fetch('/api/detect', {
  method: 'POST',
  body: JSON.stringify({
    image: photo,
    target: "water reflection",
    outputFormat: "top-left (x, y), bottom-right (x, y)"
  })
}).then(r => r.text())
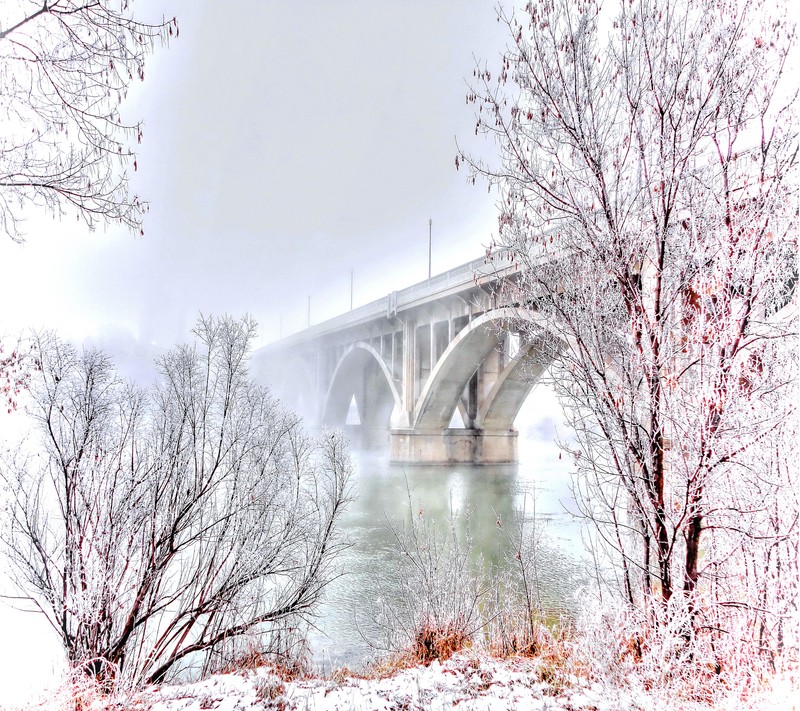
top-left (309, 432), bottom-right (589, 671)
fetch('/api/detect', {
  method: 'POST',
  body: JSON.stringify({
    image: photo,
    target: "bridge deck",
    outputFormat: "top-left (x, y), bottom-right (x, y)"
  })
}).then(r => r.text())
top-left (267, 249), bottom-right (521, 350)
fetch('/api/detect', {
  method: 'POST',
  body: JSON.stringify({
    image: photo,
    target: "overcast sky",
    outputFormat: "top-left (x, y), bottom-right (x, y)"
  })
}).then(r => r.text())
top-left (0, 0), bottom-right (509, 380)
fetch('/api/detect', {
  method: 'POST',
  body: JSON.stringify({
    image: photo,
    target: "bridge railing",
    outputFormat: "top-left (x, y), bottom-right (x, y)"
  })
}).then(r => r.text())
top-left (391, 248), bottom-right (518, 309)
top-left (265, 248), bottom-right (523, 349)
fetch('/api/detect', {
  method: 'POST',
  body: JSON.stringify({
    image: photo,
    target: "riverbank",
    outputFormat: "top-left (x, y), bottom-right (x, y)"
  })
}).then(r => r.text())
top-left (134, 655), bottom-right (641, 710)
top-left (22, 650), bottom-right (796, 711)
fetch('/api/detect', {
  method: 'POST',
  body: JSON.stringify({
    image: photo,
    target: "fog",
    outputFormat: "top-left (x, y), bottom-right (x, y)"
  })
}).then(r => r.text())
top-left (0, 1), bottom-right (509, 370)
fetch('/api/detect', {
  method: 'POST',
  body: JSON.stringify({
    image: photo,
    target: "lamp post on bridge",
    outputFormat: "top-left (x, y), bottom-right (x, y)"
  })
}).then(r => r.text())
top-left (428, 218), bottom-right (432, 280)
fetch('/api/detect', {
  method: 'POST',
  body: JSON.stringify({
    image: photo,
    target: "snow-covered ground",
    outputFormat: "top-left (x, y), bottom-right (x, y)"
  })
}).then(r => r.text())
top-left (121, 656), bottom-right (643, 711)
top-left (40, 652), bottom-right (794, 711)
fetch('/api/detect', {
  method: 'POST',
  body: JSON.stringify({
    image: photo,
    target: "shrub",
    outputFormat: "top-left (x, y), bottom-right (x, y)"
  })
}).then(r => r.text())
top-left (412, 618), bottom-right (471, 665)
top-left (364, 497), bottom-right (485, 663)
top-left (0, 316), bottom-right (352, 687)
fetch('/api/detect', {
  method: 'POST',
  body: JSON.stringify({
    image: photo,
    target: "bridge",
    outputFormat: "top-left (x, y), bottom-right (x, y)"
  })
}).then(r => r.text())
top-left (252, 250), bottom-right (556, 464)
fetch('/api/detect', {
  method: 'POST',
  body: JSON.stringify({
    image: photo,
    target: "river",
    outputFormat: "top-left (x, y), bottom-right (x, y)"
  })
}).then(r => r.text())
top-left (307, 392), bottom-right (590, 670)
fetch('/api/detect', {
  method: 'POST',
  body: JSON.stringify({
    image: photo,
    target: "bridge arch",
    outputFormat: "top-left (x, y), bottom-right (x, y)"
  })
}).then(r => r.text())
top-left (323, 342), bottom-right (402, 445)
top-left (478, 336), bottom-right (554, 430)
top-left (413, 308), bottom-right (559, 431)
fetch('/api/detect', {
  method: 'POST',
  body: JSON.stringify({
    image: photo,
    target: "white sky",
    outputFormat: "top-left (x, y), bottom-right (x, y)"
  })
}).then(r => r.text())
top-left (0, 4), bottom-right (510, 702)
top-left (0, 0), bottom-right (509, 382)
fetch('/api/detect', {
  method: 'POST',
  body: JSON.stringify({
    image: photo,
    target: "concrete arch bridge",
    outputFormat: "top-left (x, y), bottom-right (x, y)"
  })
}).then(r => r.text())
top-left (253, 252), bottom-right (558, 464)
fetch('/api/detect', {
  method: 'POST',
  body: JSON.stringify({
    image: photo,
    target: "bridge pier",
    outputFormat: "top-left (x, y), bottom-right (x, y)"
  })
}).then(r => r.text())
top-left (389, 428), bottom-right (518, 465)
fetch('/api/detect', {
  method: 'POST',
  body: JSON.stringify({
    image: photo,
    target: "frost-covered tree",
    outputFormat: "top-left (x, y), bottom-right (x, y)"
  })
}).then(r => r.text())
top-left (0, 0), bottom-right (176, 241)
top-left (0, 316), bottom-right (352, 685)
top-left (462, 0), bottom-right (797, 667)
top-left (0, 337), bottom-right (27, 411)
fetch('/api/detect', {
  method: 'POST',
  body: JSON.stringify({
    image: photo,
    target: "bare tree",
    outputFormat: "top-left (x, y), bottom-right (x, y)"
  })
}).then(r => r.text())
top-left (0, 315), bottom-right (352, 686)
top-left (461, 0), bottom-right (797, 666)
top-left (0, 0), bottom-right (176, 241)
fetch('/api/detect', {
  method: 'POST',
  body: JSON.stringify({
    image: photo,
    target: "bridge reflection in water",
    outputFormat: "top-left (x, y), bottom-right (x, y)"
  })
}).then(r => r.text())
top-left (254, 251), bottom-right (558, 464)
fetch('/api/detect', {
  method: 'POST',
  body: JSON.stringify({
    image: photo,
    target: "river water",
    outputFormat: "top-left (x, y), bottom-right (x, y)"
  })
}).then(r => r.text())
top-left (308, 393), bottom-right (590, 670)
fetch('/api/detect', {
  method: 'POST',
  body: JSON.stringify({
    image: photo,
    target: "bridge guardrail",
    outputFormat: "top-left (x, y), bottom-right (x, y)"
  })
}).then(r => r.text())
top-left (265, 248), bottom-right (525, 349)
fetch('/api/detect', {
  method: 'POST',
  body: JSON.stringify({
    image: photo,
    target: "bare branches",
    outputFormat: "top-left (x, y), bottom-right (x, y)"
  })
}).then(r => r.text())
top-left (0, 316), bottom-right (353, 686)
top-left (0, 0), bottom-right (177, 241)
top-left (464, 0), bottom-right (797, 667)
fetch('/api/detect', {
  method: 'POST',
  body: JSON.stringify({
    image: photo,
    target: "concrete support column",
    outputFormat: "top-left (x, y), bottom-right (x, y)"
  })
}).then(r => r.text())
top-left (389, 428), bottom-right (518, 465)
top-left (401, 316), bottom-right (416, 426)
top-left (480, 345), bottom-right (503, 404)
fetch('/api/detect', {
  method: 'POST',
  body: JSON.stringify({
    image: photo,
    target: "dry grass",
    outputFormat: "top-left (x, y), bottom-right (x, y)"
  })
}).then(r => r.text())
top-left (411, 619), bottom-right (471, 665)
top-left (567, 596), bottom-right (800, 709)
top-left (355, 617), bottom-right (473, 681)
top-left (252, 676), bottom-right (288, 708)
top-left (482, 612), bottom-right (584, 695)
top-left (22, 658), bottom-right (131, 711)
top-left (486, 609), bottom-right (558, 658)
top-left (213, 636), bottom-right (310, 682)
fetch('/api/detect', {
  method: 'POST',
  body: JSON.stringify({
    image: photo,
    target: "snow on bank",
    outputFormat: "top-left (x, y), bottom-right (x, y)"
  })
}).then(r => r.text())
top-left (109, 652), bottom-right (790, 711)
top-left (134, 656), bottom-right (627, 711)
top-left (20, 651), bottom-right (796, 710)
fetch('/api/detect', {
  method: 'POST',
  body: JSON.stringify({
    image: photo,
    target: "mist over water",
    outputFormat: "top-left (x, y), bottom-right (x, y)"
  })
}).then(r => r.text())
top-left (308, 401), bottom-right (589, 671)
